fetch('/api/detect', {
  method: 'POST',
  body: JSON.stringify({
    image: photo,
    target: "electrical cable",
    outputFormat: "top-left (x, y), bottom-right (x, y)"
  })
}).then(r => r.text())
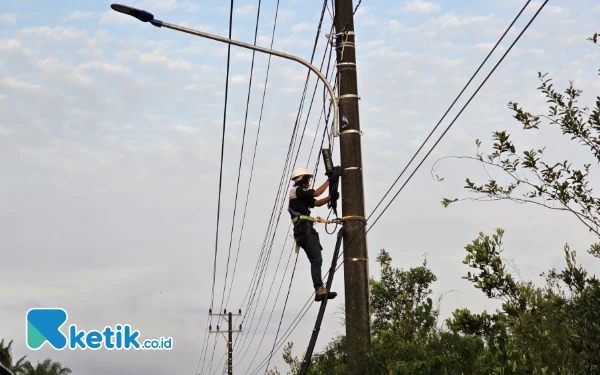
top-left (235, 27), bottom-right (335, 364)
top-left (200, 1), bottom-right (235, 373)
top-left (246, 1), bottom-right (548, 371)
top-left (222, 0), bottom-right (263, 315)
top-left (365, 0), bottom-right (533, 224)
top-left (209, 6), bottom-right (264, 374)
top-left (233, 0), bottom-right (332, 356)
top-left (231, 0), bottom-right (284, 331)
top-left (334, 0), bottom-right (549, 272)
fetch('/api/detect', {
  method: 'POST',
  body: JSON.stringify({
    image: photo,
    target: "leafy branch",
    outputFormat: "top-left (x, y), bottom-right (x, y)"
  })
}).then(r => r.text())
top-left (434, 67), bottom-right (600, 250)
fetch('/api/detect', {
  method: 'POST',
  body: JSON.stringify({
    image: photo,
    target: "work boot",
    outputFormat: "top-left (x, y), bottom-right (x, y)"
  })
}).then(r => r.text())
top-left (315, 286), bottom-right (337, 301)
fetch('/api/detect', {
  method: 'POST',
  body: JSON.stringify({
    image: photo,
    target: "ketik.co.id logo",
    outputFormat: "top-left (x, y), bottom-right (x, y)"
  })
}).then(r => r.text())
top-left (26, 308), bottom-right (173, 350)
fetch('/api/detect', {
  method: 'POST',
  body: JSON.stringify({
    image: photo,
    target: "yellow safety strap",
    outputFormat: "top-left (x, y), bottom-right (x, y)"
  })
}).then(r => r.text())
top-left (339, 215), bottom-right (368, 224)
top-left (292, 215), bottom-right (367, 225)
top-left (292, 215), bottom-right (314, 223)
top-left (292, 215), bottom-right (367, 253)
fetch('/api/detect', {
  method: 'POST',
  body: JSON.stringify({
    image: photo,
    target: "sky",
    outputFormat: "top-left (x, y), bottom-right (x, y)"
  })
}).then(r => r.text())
top-left (1, 0), bottom-right (600, 374)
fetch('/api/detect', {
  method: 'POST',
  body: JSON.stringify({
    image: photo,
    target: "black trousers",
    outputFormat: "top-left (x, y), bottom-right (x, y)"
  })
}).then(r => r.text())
top-left (298, 231), bottom-right (324, 290)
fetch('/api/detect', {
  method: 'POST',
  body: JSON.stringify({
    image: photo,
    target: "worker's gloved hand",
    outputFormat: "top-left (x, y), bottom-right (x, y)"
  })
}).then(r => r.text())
top-left (330, 192), bottom-right (339, 201)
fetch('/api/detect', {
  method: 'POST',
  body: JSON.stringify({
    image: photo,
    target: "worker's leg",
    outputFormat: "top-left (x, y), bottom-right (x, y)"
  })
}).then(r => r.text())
top-left (302, 232), bottom-right (323, 290)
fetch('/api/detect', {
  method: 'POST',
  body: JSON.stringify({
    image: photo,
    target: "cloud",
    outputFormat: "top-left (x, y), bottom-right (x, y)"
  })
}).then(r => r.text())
top-left (19, 26), bottom-right (86, 42)
top-left (292, 22), bottom-right (314, 33)
top-left (231, 74), bottom-right (248, 86)
top-left (0, 13), bottom-right (17, 25)
top-left (62, 11), bottom-right (96, 22)
top-left (401, 0), bottom-right (441, 14)
top-left (1, 77), bottom-right (44, 94)
top-left (233, 4), bottom-right (254, 16)
top-left (3, 1), bottom-right (600, 374)
top-left (137, 0), bottom-right (197, 12)
top-left (168, 125), bottom-right (198, 134)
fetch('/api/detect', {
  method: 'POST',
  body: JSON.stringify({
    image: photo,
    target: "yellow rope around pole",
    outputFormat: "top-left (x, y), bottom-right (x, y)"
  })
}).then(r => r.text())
top-left (312, 216), bottom-right (367, 225)
top-left (339, 215), bottom-right (367, 224)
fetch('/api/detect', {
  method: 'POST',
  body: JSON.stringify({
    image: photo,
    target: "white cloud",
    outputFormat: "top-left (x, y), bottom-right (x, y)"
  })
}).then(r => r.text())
top-left (388, 20), bottom-right (403, 33)
top-left (432, 13), bottom-right (491, 29)
top-left (62, 11), bottom-right (95, 22)
top-left (100, 10), bottom-right (133, 25)
top-left (137, 51), bottom-right (195, 71)
top-left (231, 74), bottom-right (248, 85)
top-left (3, 2), bottom-right (600, 374)
top-left (401, 0), bottom-right (441, 14)
top-left (292, 22), bottom-right (314, 33)
top-left (77, 61), bottom-right (132, 76)
top-left (168, 125), bottom-right (197, 134)
top-left (0, 13), bottom-right (17, 25)
top-left (19, 26), bottom-right (86, 42)
top-left (234, 51), bottom-right (253, 61)
top-left (233, 4), bottom-right (254, 16)
top-left (1, 77), bottom-right (44, 94)
top-left (0, 38), bottom-right (35, 56)
top-left (137, 0), bottom-right (197, 12)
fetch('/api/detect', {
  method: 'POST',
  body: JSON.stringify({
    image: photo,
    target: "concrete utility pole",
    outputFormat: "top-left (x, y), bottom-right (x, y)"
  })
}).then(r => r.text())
top-left (209, 309), bottom-right (242, 375)
top-left (333, 0), bottom-right (371, 374)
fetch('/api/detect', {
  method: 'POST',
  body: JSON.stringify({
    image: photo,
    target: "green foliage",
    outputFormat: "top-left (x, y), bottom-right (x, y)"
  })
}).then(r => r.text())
top-left (21, 359), bottom-right (71, 375)
top-left (0, 339), bottom-right (71, 375)
top-left (0, 339), bottom-right (27, 375)
top-left (436, 63), bottom-right (600, 257)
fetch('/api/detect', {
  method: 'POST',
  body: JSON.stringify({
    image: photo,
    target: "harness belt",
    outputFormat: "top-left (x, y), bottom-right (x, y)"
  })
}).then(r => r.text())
top-left (288, 207), bottom-right (313, 223)
top-left (292, 215), bottom-right (313, 223)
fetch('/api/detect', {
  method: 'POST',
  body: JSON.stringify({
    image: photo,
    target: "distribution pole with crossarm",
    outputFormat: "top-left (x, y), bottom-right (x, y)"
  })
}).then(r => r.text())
top-left (208, 309), bottom-right (242, 375)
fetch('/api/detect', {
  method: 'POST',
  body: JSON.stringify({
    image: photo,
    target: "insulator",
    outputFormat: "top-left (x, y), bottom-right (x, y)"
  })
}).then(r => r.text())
top-left (209, 309), bottom-right (212, 314)
top-left (239, 324), bottom-right (242, 330)
top-left (216, 325), bottom-right (220, 331)
top-left (224, 309), bottom-right (227, 314)
top-left (238, 309), bottom-right (241, 314)
top-left (209, 325), bottom-right (212, 331)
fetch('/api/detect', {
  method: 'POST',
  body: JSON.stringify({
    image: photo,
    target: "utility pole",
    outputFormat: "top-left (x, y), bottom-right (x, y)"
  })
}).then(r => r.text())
top-left (209, 309), bottom-right (242, 375)
top-left (333, 0), bottom-right (370, 374)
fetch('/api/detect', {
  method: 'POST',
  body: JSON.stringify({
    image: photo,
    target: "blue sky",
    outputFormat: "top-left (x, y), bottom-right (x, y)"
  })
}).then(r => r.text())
top-left (2, 0), bottom-right (600, 374)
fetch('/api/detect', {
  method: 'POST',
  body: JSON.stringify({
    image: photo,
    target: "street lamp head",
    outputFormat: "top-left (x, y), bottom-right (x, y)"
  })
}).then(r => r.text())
top-left (110, 4), bottom-right (154, 22)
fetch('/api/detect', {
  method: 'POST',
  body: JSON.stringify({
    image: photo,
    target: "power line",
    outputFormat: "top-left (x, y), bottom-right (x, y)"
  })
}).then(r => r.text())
top-left (365, 0), bottom-right (533, 224)
top-left (228, 0), bottom-right (285, 345)
top-left (332, 0), bottom-right (544, 271)
top-left (201, 1), bottom-right (235, 373)
top-left (233, 0), bottom-right (333, 356)
top-left (202, 2), bottom-right (265, 373)
top-left (222, 0), bottom-right (263, 320)
top-left (246, 1), bottom-right (548, 371)
top-left (262, 251), bottom-right (300, 374)
top-left (236, 241), bottom-right (296, 368)
top-left (235, 35), bottom-right (336, 365)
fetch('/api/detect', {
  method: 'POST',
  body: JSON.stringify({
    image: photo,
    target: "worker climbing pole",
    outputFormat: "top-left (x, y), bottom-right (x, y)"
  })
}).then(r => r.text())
top-left (289, 149), bottom-right (358, 375)
top-left (288, 149), bottom-right (342, 302)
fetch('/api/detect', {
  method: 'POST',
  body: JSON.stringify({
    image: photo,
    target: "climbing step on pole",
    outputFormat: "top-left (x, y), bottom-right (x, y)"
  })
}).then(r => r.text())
top-left (299, 227), bottom-right (344, 375)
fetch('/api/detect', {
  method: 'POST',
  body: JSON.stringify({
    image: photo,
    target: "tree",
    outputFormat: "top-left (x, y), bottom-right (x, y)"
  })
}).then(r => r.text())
top-left (0, 339), bottom-right (28, 375)
top-left (21, 359), bottom-right (71, 375)
top-left (0, 340), bottom-right (72, 375)
top-left (435, 34), bottom-right (600, 258)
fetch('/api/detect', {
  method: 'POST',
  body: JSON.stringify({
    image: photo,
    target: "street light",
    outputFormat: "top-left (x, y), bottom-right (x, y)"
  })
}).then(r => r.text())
top-left (110, 4), bottom-right (339, 136)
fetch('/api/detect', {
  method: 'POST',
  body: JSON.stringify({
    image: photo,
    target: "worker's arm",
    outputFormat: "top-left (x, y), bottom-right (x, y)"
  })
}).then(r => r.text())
top-left (313, 180), bottom-right (329, 197)
top-left (314, 196), bottom-right (331, 207)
